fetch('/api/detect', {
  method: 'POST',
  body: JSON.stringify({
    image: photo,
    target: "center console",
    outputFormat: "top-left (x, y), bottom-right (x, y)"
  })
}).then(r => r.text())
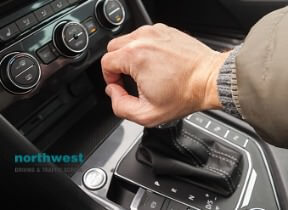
top-left (72, 112), bottom-right (281, 210)
top-left (0, 1), bottom-right (287, 210)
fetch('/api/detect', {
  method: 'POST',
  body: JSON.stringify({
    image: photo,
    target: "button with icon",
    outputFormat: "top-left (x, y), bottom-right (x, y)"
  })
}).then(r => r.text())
top-left (0, 23), bottom-right (20, 42)
top-left (34, 5), bottom-right (54, 22)
top-left (50, 0), bottom-right (69, 13)
top-left (207, 121), bottom-right (228, 137)
top-left (138, 191), bottom-right (165, 210)
top-left (16, 14), bottom-right (38, 31)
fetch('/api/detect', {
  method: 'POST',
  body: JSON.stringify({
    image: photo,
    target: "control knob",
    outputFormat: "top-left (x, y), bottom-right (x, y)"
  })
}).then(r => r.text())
top-left (0, 52), bottom-right (41, 94)
top-left (95, 0), bottom-right (126, 29)
top-left (53, 22), bottom-right (89, 57)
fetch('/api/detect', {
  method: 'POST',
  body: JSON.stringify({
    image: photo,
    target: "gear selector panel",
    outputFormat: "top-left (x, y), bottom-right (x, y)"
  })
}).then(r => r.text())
top-left (114, 113), bottom-right (280, 210)
top-left (136, 120), bottom-right (243, 197)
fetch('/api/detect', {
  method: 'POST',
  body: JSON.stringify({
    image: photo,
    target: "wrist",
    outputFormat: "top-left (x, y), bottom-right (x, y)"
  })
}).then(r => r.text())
top-left (203, 51), bottom-right (231, 110)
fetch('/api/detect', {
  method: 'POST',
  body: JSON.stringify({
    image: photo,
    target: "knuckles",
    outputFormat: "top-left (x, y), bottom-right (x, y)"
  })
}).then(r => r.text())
top-left (107, 39), bottom-right (116, 52)
top-left (100, 53), bottom-right (109, 69)
top-left (134, 23), bottom-right (168, 37)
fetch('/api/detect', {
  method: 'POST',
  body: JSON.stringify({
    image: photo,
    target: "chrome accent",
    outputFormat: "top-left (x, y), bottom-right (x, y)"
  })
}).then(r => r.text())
top-left (241, 169), bottom-right (257, 208)
top-left (130, 188), bottom-right (146, 210)
top-left (80, 186), bottom-right (126, 210)
top-left (83, 168), bottom-right (107, 190)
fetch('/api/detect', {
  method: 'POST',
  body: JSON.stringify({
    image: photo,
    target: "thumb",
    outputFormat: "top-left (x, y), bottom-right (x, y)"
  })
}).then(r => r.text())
top-left (105, 84), bottom-right (142, 121)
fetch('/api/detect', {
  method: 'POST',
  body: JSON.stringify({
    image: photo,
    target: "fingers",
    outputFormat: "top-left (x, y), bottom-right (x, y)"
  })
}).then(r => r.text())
top-left (105, 83), bottom-right (142, 121)
top-left (101, 49), bottom-right (131, 84)
top-left (107, 33), bottom-right (134, 52)
top-left (107, 24), bottom-right (169, 52)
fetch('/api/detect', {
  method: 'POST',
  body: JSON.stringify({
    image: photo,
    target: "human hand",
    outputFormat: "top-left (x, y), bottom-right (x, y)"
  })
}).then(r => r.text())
top-left (101, 23), bottom-right (229, 127)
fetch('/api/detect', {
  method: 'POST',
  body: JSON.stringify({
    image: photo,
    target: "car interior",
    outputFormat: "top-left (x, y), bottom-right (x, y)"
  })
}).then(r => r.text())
top-left (0, 0), bottom-right (287, 209)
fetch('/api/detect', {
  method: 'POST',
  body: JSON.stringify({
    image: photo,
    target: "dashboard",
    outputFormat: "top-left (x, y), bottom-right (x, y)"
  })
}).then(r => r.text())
top-left (0, 1), bottom-right (287, 210)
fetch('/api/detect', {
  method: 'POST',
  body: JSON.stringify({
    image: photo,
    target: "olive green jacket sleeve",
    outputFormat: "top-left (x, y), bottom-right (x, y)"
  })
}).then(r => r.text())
top-left (233, 6), bottom-right (288, 148)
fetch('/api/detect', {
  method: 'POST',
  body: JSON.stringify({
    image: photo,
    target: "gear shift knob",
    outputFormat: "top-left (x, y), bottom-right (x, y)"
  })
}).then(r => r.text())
top-left (136, 119), bottom-right (243, 197)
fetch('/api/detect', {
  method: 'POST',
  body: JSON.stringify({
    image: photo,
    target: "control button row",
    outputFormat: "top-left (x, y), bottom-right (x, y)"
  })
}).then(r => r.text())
top-left (0, 0), bottom-right (81, 42)
top-left (186, 113), bottom-right (250, 148)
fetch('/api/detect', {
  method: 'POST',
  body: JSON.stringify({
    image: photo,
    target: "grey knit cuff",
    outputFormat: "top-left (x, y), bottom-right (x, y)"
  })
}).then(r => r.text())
top-left (217, 45), bottom-right (242, 119)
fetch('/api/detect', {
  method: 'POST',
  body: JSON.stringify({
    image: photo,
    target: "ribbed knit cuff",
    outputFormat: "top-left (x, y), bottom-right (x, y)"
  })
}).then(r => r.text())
top-left (217, 45), bottom-right (242, 119)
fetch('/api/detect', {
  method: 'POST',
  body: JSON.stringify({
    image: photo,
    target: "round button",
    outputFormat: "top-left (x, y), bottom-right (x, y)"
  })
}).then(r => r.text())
top-left (95, 0), bottom-right (126, 29)
top-left (83, 168), bottom-right (107, 190)
top-left (10, 57), bottom-right (38, 86)
top-left (104, 0), bottom-right (125, 26)
top-left (53, 22), bottom-right (89, 57)
top-left (0, 52), bottom-right (41, 94)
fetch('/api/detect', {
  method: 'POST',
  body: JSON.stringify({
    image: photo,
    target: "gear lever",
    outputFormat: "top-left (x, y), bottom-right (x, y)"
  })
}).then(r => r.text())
top-left (136, 120), bottom-right (243, 197)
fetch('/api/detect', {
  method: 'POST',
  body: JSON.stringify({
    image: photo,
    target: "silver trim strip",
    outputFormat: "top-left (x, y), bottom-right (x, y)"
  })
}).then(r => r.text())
top-left (253, 140), bottom-right (281, 209)
top-left (243, 139), bottom-right (249, 148)
top-left (130, 188), bottom-right (145, 210)
top-left (224, 130), bottom-right (230, 138)
top-left (205, 120), bottom-right (211, 128)
top-left (80, 185), bottom-right (126, 210)
top-left (241, 169), bottom-right (257, 208)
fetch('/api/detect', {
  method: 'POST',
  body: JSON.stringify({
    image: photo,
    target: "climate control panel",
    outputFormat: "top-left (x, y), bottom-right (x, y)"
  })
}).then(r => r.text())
top-left (0, 0), bottom-right (129, 109)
